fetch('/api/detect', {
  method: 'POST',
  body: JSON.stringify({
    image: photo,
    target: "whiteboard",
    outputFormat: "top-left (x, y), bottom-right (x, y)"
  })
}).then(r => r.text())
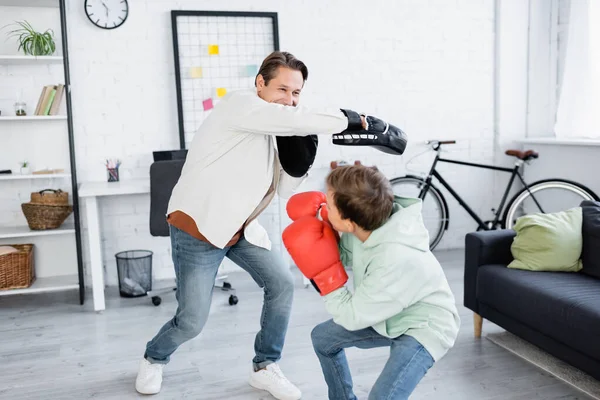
top-left (171, 10), bottom-right (279, 148)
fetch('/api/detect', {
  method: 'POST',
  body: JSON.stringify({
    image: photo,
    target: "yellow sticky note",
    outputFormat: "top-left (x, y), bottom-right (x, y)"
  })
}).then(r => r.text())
top-left (208, 45), bottom-right (219, 55)
top-left (216, 88), bottom-right (227, 97)
top-left (190, 67), bottom-right (203, 78)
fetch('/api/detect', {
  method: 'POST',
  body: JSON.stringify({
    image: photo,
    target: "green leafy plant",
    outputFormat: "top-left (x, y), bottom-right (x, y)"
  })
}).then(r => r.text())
top-left (5, 21), bottom-right (56, 56)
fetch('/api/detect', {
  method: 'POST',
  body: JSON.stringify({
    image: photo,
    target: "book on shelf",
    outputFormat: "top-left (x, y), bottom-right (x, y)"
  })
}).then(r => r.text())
top-left (33, 84), bottom-right (65, 116)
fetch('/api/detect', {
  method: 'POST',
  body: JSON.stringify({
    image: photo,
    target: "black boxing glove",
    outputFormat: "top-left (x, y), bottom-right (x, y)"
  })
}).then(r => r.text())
top-left (333, 109), bottom-right (408, 156)
top-left (276, 135), bottom-right (318, 178)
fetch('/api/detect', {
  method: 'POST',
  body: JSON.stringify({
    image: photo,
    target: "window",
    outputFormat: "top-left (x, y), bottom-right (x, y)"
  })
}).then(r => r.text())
top-left (554, 0), bottom-right (600, 139)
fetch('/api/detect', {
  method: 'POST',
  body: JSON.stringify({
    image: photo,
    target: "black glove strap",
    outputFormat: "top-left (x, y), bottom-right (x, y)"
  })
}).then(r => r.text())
top-left (340, 109), bottom-right (362, 131)
top-left (310, 279), bottom-right (322, 294)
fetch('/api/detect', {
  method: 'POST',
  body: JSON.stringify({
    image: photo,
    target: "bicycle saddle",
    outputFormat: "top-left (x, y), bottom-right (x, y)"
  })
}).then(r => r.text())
top-left (505, 149), bottom-right (539, 160)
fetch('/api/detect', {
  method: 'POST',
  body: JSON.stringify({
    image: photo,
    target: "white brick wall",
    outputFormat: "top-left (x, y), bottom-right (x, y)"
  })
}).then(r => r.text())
top-left (4, 0), bottom-right (499, 287)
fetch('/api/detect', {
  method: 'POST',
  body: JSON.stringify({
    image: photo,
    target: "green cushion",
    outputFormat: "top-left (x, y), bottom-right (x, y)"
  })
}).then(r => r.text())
top-left (508, 207), bottom-right (583, 272)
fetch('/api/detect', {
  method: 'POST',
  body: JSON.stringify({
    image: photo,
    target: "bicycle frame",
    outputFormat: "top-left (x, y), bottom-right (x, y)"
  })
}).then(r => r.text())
top-left (419, 147), bottom-right (532, 231)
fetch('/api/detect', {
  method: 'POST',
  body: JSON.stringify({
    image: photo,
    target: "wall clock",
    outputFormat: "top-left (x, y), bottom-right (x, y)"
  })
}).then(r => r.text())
top-left (85, 0), bottom-right (129, 30)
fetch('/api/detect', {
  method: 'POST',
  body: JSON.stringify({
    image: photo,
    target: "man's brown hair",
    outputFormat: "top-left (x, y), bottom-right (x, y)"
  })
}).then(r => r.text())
top-left (326, 165), bottom-right (395, 231)
top-left (255, 51), bottom-right (308, 86)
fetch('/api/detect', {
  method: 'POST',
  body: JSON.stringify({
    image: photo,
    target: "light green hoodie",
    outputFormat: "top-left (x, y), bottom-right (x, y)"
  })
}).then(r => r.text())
top-left (323, 196), bottom-right (461, 361)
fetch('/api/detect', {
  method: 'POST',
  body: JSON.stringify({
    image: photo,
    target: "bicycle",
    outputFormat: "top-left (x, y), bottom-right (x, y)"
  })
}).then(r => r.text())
top-left (390, 140), bottom-right (599, 250)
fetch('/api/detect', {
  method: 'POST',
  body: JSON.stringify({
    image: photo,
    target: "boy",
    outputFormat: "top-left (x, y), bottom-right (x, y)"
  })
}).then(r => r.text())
top-left (282, 164), bottom-right (461, 400)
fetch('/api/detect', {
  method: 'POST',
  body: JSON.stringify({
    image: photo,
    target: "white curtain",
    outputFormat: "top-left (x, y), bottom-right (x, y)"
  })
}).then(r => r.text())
top-left (554, 0), bottom-right (600, 139)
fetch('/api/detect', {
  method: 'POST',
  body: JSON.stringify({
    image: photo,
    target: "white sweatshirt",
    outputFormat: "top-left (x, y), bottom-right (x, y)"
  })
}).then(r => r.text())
top-left (167, 89), bottom-right (349, 250)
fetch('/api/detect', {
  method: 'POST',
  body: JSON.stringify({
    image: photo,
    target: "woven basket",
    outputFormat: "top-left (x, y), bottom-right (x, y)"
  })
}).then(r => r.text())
top-left (0, 244), bottom-right (35, 290)
top-left (30, 189), bottom-right (69, 205)
top-left (21, 203), bottom-right (73, 230)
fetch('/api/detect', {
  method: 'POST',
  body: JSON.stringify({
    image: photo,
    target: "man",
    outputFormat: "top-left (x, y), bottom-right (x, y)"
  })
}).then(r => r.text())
top-left (135, 50), bottom-right (407, 399)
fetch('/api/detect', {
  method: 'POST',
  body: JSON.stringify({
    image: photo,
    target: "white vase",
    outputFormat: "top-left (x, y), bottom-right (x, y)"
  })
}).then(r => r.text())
top-left (20, 167), bottom-right (30, 175)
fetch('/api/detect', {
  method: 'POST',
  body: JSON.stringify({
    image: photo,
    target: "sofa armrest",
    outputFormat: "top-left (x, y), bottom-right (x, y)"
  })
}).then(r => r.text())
top-left (463, 230), bottom-right (516, 313)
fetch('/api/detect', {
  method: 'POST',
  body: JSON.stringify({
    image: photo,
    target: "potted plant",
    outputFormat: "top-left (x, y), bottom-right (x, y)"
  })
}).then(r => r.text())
top-left (20, 161), bottom-right (30, 175)
top-left (5, 20), bottom-right (56, 56)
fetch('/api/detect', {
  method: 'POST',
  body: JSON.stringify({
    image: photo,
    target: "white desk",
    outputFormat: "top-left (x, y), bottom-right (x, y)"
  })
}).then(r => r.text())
top-left (78, 177), bottom-right (309, 311)
top-left (79, 179), bottom-right (150, 312)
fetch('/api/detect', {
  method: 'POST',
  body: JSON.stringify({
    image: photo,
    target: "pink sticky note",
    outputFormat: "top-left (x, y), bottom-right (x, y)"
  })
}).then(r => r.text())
top-left (203, 98), bottom-right (214, 111)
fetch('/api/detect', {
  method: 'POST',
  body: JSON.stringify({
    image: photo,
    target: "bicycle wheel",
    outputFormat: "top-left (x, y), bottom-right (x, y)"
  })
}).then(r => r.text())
top-left (502, 178), bottom-right (599, 229)
top-left (389, 176), bottom-right (449, 250)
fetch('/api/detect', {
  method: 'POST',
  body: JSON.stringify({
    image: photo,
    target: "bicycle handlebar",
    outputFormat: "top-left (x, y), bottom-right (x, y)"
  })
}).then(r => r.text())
top-left (425, 140), bottom-right (457, 147)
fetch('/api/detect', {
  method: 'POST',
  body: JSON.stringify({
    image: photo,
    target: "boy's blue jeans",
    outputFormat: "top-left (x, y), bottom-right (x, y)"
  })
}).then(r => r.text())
top-left (144, 225), bottom-right (294, 371)
top-left (311, 319), bottom-right (434, 400)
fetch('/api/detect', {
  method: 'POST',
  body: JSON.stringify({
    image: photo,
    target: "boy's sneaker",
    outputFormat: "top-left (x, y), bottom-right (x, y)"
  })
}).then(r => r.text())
top-left (135, 358), bottom-right (164, 395)
top-left (249, 363), bottom-right (302, 400)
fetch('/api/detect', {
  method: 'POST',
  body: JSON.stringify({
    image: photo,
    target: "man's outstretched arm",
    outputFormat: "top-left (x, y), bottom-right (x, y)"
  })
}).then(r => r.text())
top-left (230, 99), bottom-right (354, 137)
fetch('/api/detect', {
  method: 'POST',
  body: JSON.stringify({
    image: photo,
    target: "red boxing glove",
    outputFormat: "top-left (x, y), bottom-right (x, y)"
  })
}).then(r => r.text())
top-left (286, 191), bottom-right (329, 222)
top-left (282, 216), bottom-right (348, 296)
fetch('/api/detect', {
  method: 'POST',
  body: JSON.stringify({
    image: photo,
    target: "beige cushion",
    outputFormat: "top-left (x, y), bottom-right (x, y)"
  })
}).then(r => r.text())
top-left (508, 207), bottom-right (583, 272)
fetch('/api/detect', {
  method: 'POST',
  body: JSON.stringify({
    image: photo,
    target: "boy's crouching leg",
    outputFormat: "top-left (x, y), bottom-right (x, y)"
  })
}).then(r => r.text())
top-left (310, 319), bottom-right (358, 400)
top-left (310, 320), bottom-right (337, 355)
top-left (368, 335), bottom-right (434, 400)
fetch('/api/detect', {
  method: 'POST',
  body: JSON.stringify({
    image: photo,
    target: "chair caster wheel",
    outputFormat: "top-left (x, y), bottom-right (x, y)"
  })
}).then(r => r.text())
top-left (152, 296), bottom-right (162, 306)
top-left (223, 281), bottom-right (232, 289)
top-left (229, 295), bottom-right (238, 306)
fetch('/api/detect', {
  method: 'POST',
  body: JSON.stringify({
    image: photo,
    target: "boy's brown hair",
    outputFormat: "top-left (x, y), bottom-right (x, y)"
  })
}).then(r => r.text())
top-left (326, 164), bottom-right (394, 231)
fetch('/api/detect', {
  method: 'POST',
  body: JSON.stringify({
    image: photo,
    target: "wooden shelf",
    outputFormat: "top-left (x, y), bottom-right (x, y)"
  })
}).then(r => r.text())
top-left (0, 275), bottom-right (78, 297)
top-left (0, 225), bottom-right (75, 240)
top-left (0, 0), bottom-right (84, 307)
top-left (0, 116), bottom-right (66, 121)
top-left (0, 55), bottom-right (63, 64)
top-left (0, 173), bottom-right (71, 181)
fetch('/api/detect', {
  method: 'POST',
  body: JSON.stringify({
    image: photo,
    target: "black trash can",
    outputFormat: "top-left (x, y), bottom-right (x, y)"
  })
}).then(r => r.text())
top-left (115, 250), bottom-right (153, 297)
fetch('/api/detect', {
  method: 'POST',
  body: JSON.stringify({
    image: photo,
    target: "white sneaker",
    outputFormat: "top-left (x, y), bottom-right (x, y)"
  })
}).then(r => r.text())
top-left (249, 363), bottom-right (302, 400)
top-left (135, 358), bottom-right (164, 395)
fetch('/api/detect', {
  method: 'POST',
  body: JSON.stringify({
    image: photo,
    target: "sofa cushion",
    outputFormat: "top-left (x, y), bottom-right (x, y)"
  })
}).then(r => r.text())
top-left (477, 265), bottom-right (600, 361)
top-left (508, 207), bottom-right (582, 272)
top-left (581, 200), bottom-right (600, 279)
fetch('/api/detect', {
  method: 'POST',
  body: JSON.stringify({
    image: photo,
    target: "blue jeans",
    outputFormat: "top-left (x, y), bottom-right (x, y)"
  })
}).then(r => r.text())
top-left (311, 319), bottom-right (434, 400)
top-left (144, 225), bottom-right (294, 370)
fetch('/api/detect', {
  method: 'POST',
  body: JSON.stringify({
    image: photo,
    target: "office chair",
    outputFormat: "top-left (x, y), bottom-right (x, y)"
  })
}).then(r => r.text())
top-left (146, 159), bottom-right (238, 306)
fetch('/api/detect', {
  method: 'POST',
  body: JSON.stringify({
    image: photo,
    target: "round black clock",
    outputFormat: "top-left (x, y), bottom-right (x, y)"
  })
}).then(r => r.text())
top-left (85, 0), bottom-right (129, 30)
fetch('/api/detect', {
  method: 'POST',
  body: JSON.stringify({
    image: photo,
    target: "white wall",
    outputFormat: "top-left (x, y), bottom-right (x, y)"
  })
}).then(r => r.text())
top-left (490, 0), bottom-right (530, 210)
top-left (3, 0), bottom-right (500, 287)
top-left (520, 142), bottom-right (600, 199)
